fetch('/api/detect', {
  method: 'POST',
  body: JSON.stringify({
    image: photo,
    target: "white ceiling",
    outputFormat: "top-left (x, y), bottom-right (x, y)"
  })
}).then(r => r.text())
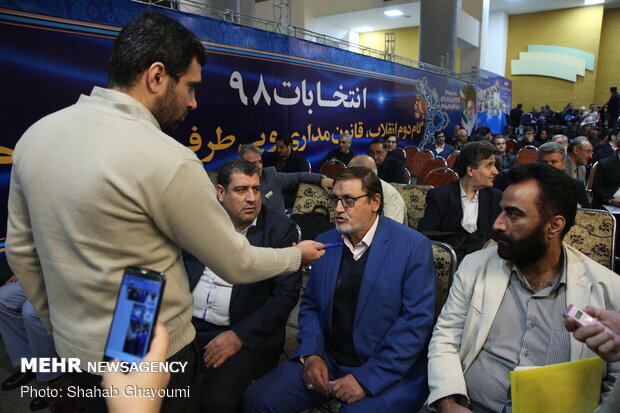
top-left (315, 0), bottom-right (620, 33)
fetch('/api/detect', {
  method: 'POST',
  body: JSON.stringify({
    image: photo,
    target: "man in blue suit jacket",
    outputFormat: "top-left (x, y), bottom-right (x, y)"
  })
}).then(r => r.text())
top-left (245, 166), bottom-right (435, 413)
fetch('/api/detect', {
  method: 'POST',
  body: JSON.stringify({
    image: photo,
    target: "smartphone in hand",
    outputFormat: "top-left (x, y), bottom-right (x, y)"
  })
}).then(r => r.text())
top-left (103, 267), bottom-right (166, 364)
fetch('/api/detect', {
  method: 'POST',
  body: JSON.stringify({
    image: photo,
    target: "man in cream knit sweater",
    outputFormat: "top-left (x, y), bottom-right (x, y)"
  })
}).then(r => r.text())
top-left (6, 11), bottom-right (324, 412)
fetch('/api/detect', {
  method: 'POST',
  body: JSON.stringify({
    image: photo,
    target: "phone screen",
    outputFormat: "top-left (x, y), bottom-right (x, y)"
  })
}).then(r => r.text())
top-left (104, 267), bottom-right (166, 364)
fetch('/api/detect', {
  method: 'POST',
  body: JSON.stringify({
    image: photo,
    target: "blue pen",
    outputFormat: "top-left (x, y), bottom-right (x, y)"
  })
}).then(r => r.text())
top-left (323, 242), bottom-right (344, 250)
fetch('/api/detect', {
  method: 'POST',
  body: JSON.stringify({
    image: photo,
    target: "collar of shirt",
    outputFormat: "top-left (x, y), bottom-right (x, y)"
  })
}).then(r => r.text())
top-left (459, 181), bottom-right (479, 233)
top-left (342, 214), bottom-right (379, 261)
top-left (238, 217), bottom-right (258, 235)
top-left (459, 181), bottom-right (479, 202)
top-left (510, 245), bottom-right (567, 294)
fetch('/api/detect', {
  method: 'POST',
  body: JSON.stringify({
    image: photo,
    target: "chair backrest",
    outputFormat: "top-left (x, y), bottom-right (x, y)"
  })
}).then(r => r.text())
top-left (565, 208), bottom-right (616, 270)
top-left (404, 146), bottom-right (419, 160)
top-left (484, 208), bottom-right (615, 271)
top-left (417, 159), bottom-right (448, 184)
top-left (319, 159), bottom-right (346, 179)
top-left (447, 151), bottom-right (459, 169)
top-left (206, 171), bottom-right (218, 186)
top-left (403, 167), bottom-right (412, 185)
top-left (506, 138), bottom-right (517, 154)
top-left (292, 183), bottom-right (333, 221)
top-left (408, 151), bottom-right (434, 182)
top-left (391, 184), bottom-right (432, 229)
top-left (393, 147), bottom-right (407, 161)
top-left (516, 145), bottom-right (538, 165)
top-left (424, 167), bottom-right (459, 187)
top-left (431, 241), bottom-right (458, 320)
top-left (587, 161), bottom-right (599, 191)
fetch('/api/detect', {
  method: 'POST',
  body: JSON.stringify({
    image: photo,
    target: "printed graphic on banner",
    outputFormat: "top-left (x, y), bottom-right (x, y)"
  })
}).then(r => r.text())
top-left (0, 2), bottom-right (480, 239)
top-left (476, 69), bottom-right (512, 134)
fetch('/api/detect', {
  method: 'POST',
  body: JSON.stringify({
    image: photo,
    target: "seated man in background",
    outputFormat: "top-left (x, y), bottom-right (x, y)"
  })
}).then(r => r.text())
top-left (537, 142), bottom-right (590, 208)
top-left (553, 134), bottom-right (569, 149)
top-left (368, 138), bottom-right (407, 184)
top-left (264, 134), bottom-right (310, 173)
top-left (323, 133), bottom-right (355, 166)
top-left (514, 126), bottom-right (539, 153)
top-left (592, 147), bottom-right (620, 210)
top-left (493, 135), bottom-right (516, 170)
top-left (239, 144), bottom-right (332, 211)
top-left (384, 133), bottom-right (405, 163)
top-left (453, 128), bottom-right (469, 151)
top-left (565, 136), bottom-right (593, 185)
top-left (184, 160), bottom-right (302, 413)
top-left (419, 141), bottom-right (502, 256)
top-left (244, 167), bottom-right (435, 413)
top-left (348, 155), bottom-right (407, 225)
top-left (427, 163), bottom-right (620, 413)
top-left (0, 278), bottom-right (60, 411)
top-left (427, 131), bottom-right (456, 158)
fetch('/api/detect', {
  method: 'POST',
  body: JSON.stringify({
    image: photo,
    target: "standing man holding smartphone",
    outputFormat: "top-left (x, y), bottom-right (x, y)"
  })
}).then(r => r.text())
top-left (6, 11), bottom-right (324, 413)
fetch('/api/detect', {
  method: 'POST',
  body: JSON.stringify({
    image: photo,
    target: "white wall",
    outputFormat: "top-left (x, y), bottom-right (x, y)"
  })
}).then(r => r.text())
top-left (480, 10), bottom-right (509, 76)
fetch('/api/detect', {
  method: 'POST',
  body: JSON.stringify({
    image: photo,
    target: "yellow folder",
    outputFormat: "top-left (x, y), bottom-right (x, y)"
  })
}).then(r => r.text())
top-left (510, 357), bottom-right (604, 413)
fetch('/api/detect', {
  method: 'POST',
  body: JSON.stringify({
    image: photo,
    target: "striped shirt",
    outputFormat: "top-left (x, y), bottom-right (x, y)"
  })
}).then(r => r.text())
top-left (464, 256), bottom-right (570, 413)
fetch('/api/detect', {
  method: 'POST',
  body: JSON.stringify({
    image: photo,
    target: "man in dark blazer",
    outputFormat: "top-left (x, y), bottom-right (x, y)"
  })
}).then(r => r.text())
top-left (592, 148), bottom-right (620, 209)
top-left (368, 138), bottom-right (407, 183)
top-left (493, 135), bottom-right (516, 170)
top-left (245, 167), bottom-right (435, 413)
top-left (263, 134), bottom-right (310, 173)
top-left (419, 141), bottom-right (502, 244)
top-left (537, 142), bottom-right (591, 208)
top-left (239, 144), bottom-right (332, 211)
top-left (184, 160), bottom-right (302, 413)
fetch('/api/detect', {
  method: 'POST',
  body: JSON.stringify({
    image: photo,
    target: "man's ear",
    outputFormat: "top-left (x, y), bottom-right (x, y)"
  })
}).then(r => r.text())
top-left (371, 193), bottom-right (381, 213)
top-left (216, 184), bottom-right (225, 203)
top-left (145, 62), bottom-right (167, 94)
top-left (548, 215), bottom-right (566, 239)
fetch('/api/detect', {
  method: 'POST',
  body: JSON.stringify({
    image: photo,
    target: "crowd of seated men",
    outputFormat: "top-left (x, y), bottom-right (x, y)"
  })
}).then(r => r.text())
top-left (3, 127), bottom-right (620, 413)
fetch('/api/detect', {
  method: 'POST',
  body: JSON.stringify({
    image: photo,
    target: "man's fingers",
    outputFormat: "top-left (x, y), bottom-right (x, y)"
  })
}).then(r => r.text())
top-left (573, 325), bottom-right (603, 342)
top-left (143, 322), bottom-right (170, 363)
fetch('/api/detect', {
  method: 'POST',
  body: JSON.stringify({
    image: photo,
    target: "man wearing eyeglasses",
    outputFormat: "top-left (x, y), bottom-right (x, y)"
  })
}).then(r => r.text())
top-left (565, 136), bottom-right (593, 185)
top-left (245, 166), bottom-right (435, 413)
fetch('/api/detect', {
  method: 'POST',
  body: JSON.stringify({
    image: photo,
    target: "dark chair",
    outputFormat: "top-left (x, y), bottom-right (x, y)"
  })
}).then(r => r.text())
top-left (404, 146), bottom-right (419, 160)
top-left (423, 167), bottom-right (459, 187)
top-left (431, 241), bottom-right (457, 320)
top-left (318, 159), bottom-right (346, 179)
top-left (403, 168), bottom-right (412, 185)
top-left (416, 158), bottom-right (447, 185)
top-left (408, 151), bottom-right (434, 184)
top-left (516, 145), bottom-right (538, 165)
top-left (586, 161), bottom-right (599, 204)
top-left (506, 138), bottom-right (517, 154)
top-left (393, 147), bottom-right (407, 161)
top-left (446, 151), bottom-right (459, 169)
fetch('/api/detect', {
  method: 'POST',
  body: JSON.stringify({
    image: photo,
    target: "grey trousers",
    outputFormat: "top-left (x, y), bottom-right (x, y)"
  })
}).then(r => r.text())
top-left (0, 281), bottom-right (60, 382)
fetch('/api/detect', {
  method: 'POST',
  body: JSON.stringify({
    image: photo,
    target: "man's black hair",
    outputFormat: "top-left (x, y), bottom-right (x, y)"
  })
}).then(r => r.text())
top-left (275, 134), bottom-right (293, 146)
top-left (108, 11), bottom-right (207, 88)
top-left (507, 163), bottom-right (576, 238)
top-left (217, 160), bottom-right (259, 188)
top-left (454, 141), bottom-right (497, 178)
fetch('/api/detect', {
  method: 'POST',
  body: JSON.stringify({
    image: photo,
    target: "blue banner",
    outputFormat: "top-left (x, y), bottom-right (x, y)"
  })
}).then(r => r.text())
top-left (0, 0), bottom-right (481, 238)
top-left (476, 69), bottom-right (512, 135)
